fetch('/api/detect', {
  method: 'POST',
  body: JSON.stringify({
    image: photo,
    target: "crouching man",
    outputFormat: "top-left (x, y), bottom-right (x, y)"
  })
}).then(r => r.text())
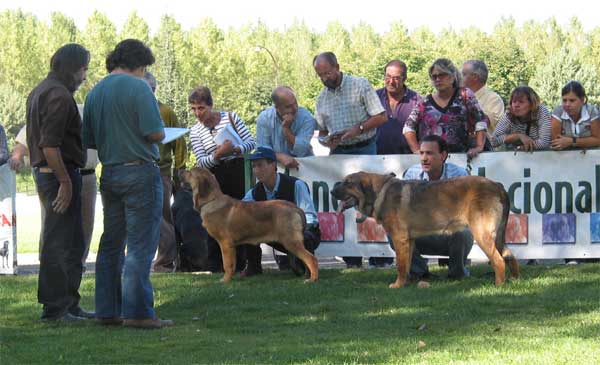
top-left (242, 146), bottom-right (320, 275)
top-left (399, 134), bottom-right (473, 280)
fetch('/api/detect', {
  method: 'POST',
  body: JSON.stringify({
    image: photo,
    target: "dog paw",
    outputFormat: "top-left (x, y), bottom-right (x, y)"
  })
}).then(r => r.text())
top-left (388, 281), bottom-right (404, 289)
top-left (303, 278), bottom-right (317, 284)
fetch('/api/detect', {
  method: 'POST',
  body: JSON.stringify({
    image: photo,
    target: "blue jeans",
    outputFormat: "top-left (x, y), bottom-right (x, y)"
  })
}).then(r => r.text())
top-left (331, 137), bottom-right (376, 267)
top-left (95, 163), bottom-right (162, 319)
top-left (34, 168), bottom-right (84, 318)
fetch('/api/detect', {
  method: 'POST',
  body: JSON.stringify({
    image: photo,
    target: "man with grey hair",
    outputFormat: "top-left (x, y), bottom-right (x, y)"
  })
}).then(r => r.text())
top-left (313, 51), bottom-right (386, 268)
top-left (462, 60), bottom-right (504, 133)
top-left (143, 71), bottom-right (188, 273)
top-left (256, 86), bottom-right (316, 169)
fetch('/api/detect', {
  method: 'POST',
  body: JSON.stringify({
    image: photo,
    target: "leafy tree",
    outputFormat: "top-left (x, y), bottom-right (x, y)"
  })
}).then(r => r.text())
top-left (0, 84), bottom-right (27, 144)
top-left (529, 46), bottom-right (600, 107)
top-left (0, 10), bottom-right (45, 95)
top-left (80, 11), bottom-right (117, 102)
top-left (120, 11), bottom-right (150, 44)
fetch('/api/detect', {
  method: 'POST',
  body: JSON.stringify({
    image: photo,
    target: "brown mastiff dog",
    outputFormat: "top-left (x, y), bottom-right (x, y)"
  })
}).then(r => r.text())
top-left (183, 167), bottom-right (318, 283)
top-left (331, 172), bottom-right (520, 288)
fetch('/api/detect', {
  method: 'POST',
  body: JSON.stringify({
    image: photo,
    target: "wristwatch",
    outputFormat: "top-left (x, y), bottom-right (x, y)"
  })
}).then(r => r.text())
top-left (572, 136), bottom-right (577, 146)
top-left (358, 123), bottom-right (365, 134)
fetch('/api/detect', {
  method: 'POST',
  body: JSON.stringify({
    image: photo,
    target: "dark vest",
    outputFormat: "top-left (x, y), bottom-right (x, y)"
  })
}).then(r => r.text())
top-left (252, 173), bottom-right (299, 203)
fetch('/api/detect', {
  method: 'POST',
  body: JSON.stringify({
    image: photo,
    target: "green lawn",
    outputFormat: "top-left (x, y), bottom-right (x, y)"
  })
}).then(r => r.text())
top-left (1, 264), bottom-right (599, 364)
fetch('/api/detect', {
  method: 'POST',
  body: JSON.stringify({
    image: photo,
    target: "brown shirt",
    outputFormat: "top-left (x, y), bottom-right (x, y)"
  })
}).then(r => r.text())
top-left (26, 72), bottom-right (84, 168)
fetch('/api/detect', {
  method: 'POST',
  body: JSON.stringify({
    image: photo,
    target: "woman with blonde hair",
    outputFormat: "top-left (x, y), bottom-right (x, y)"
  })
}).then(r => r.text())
top-left (491, 86), bottom-right (551, 151)
top-left (403, 58), bottom-right (489, 158)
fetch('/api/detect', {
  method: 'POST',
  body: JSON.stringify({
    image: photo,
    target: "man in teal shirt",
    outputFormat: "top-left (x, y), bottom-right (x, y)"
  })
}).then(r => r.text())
top-left (83, 39), bottom-right (172, 329)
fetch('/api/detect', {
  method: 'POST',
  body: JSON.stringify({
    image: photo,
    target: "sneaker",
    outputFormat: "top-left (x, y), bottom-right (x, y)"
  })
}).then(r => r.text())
top-left (123, 318), bottom-right (174, 329)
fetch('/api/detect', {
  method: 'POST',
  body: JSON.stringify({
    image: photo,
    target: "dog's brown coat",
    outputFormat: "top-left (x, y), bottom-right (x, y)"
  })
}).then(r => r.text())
top-left (331, 172), bottom-right (520, 288)
top-left (183, 168), bottom-right (318, 283)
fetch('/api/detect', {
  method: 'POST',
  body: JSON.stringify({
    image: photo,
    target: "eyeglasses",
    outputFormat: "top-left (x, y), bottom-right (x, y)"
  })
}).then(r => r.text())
top-left (384, 75), bottom-right (404, 82)
top-left (430, 73), bottom-right (449, 80)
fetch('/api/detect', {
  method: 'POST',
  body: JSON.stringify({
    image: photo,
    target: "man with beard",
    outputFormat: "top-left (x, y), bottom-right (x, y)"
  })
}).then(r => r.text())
top-left (26, 43), bottom-right (93, 322)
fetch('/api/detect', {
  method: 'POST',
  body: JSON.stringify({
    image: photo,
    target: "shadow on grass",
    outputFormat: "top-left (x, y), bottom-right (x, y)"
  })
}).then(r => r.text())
top-left (1, 264), bottom-right (599, 364)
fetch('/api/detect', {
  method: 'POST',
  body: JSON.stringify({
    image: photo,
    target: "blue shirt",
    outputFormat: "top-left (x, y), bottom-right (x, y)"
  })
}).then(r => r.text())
top-left (256, 106), bottom-right (316, 157)
top-left (375, 87), bottom-right (422, 155)
top-left (82, 74), bottom-right (164, 165)
top-left (0, 124), bottom-right (8, 166)
top-left (242, 174), bottom-right (318, 225)
top-left (403, 162), bottom-right (468, 181)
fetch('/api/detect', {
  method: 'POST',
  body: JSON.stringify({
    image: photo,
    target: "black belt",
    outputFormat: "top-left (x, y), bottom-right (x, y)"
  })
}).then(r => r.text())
top-left (80, 169), bottom-right (96, 176)
top-left (336, 137), bottom-right (374, 150)
top-left (217, 158), bottom-right (244, 167)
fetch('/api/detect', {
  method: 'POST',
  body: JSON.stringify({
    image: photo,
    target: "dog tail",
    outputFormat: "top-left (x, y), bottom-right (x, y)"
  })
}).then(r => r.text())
top-left (495, 183), bottom-right (520, 279)
top-left (494, 183), bottom-right (510, 254)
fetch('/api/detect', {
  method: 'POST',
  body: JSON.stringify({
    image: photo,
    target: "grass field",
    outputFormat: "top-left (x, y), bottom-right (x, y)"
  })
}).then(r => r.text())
top-left (1, 264), bottom-right (599, 364)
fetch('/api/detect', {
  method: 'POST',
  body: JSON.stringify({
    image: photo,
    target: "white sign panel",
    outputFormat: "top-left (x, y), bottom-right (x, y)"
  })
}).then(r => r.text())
top-left (291, 150), bottom-right (600, 260)
top-left (0, 164), bottom-right (17, 274)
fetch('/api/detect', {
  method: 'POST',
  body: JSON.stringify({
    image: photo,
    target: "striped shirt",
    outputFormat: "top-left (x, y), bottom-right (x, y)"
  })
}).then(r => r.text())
top-left (552, 104), bottom-right (599, 139)
top-left (490, 105), bottom-right (551, 150)
top-left (315, 73), bottom-right (385, 146)
top-left (190, 111), bottom-right (256, 169)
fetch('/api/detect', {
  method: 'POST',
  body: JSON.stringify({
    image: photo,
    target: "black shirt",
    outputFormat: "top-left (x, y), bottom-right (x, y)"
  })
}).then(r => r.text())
top-left (26, 72), bottom-right (84, 168)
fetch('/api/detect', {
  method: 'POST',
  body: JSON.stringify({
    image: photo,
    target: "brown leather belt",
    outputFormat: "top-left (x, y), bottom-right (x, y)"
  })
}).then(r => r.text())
top-left (37, 167), bottom-right (54, 173)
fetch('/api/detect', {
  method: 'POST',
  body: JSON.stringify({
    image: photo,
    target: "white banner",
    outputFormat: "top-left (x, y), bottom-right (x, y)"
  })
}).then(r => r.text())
top-left (0, 164), bottom-right (17, 274)
top-left (291, 150), bottom-right (600, 260)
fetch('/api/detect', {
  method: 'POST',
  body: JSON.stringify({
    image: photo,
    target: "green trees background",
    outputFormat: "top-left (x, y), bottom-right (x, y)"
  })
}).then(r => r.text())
top-left (1, 9), bottom-right (599, 146)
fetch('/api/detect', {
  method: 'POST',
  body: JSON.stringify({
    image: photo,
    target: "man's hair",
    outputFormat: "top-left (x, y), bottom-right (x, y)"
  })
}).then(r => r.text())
top-left (271, 86), bottom-right (295, 105)
top-left (143, 71), bottom-right (157, 90)
top-left (384, 59), bottom-right (407, 77)
top-left (188, 86), bottom-right (213, 106)
top-left (51, 43), bottom-right (90, 76)
top-left (106, 39), bottom-right (155, 73)
top-left (429, 58), bottom-right (461, 89)
top-left (508, 86), bottom-right (541, 124)
top-left (464, 59), bottom-right (488, 84)
top-left (50, 43), bottom-right (90, 90)
top-left (421, 134), bottom-right (448, 154)
top-left (313, 52), bottom-right (338, 67)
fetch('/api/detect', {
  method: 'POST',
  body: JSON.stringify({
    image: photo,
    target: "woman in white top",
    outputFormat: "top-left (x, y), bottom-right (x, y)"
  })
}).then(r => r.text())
top-left (188, 86), bottom-right (257, 274)
top-left (550, 80), bottom-right (600, 150)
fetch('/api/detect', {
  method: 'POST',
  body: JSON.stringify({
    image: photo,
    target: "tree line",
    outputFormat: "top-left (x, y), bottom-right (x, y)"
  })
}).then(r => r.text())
top-left (1, 9), bottom-right (599, 149)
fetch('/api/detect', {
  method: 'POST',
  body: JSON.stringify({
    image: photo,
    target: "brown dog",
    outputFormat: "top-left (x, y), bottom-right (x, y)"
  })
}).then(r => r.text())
top-left (331, 172), bottom-right (520, 288)
top-left (183, 168), bottom-right (318, 283)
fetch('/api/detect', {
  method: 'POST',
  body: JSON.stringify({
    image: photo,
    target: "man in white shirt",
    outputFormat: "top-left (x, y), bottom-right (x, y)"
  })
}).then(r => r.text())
top-left (462, 60), bottom-right (504, 133)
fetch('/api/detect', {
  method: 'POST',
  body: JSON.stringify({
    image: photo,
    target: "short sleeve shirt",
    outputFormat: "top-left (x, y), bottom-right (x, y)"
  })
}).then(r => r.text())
top-left (256, 106), bottom-right (316, 157)
top-left (315, 74), bottom-right (385, 146)
top-left (552, 104), bottom-right (599, 138)
top-left (83, 74), bottom-right (164, 166)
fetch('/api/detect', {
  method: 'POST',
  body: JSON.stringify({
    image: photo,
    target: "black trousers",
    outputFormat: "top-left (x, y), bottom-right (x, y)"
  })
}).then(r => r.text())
top-left (209, 158), bottom-right (248, 272)
top-left (34, 168), bottom-right (85, 318)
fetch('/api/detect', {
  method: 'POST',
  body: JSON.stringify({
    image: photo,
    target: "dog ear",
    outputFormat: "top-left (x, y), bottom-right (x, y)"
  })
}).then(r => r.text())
top-left (197, 177), bottom-right (212, 199)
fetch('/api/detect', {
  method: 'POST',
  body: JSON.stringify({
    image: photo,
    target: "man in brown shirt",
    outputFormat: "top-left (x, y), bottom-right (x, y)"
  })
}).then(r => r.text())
top-left (26, 43), bottom-right (92, 322)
